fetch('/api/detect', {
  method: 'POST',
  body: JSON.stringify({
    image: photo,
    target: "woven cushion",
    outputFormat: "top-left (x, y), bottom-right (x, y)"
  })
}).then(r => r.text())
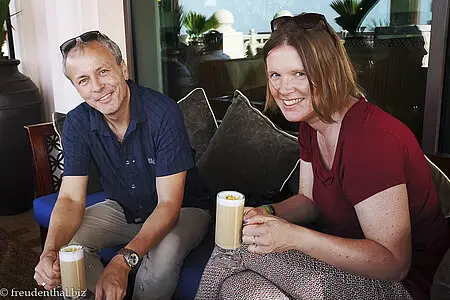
top-left (177, 88), bottom-right (218, 162)
top-left (197, 90), bottom-right (299, 202)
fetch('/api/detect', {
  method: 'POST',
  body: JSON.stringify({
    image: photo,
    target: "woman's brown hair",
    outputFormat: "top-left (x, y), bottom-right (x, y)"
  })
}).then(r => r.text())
top-left (263, 16), bottom-right (363, 123)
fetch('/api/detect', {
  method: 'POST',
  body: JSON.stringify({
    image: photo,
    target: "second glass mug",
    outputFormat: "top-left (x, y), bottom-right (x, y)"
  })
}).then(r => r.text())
top-left (213, 190), bottom-right (245, 268)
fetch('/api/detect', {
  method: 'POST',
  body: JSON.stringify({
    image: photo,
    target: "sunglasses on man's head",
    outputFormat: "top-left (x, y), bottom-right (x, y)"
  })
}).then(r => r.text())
top-left (59, 30), bottom-right (104, 56)
top-left (270, 13), bottom-right (334, 37)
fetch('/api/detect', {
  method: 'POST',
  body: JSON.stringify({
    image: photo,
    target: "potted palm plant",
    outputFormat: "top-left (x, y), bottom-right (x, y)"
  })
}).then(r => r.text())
top-left (183, 11), bottom-right (219, 45)
top-left (0, 0), bottom-right (43, 215)
top-left (330, 0), bottom-right (380, 47)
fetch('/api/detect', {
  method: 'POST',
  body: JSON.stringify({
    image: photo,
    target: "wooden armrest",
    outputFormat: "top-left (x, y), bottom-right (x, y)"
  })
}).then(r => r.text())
top-left (24, 122), bottom-right (57, 197)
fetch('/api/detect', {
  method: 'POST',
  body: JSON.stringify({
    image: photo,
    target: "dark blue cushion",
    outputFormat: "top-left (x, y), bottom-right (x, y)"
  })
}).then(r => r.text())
top-left (34, 191), bottom-right (124, 265)
top-left (173, 228), bottom-right (215, 300)
top-left (33, 191), bottom-right (108, 227)
top-left (99, 246), bottom-right (123, 265)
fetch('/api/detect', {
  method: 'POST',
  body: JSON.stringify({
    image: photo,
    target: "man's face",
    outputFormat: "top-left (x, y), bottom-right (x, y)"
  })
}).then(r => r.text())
top-left (65, 41), bottom-right (129, 117)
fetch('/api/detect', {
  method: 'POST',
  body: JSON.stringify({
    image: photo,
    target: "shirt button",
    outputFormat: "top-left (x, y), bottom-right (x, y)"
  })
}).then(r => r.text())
top-left (139, 204), bottom-right (143, 209)
top-left (132, 159), bottom-right (136, 164)
top-left (139, 285), bottom-right (144, 291)
top-left (131, 184), bottom-right (136, 189)
top-left (125, 160), bottom-right (130, 165)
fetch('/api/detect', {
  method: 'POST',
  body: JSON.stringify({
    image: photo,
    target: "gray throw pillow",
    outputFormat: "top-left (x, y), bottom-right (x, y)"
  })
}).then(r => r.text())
top-left (426, 156), bottom-right (450, 218)
top-left (197, 90), bottom-right (300, 199)
top-left (431, 248), bottom-right (450, 300)
top-left (52, 112), bottom-right (103, 194)
top-left (177, 88), bottom-right (218, 162)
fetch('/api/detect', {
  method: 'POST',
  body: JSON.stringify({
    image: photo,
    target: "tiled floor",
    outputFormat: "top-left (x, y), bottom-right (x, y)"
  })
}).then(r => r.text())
top-left (0, 209), bottom-right (42, 254)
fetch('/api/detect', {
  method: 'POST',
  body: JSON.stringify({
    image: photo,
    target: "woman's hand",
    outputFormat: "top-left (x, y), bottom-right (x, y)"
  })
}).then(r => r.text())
top-left (242, 214), bottom-right (297, 254)
top-left (243, 206), bottom-right (268, 221)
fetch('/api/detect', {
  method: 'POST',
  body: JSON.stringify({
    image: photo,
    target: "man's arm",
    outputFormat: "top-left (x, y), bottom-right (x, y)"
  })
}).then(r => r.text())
top-left (95, 171), bottom-right (186, 300)
top-left (34, 175), bottom-right (88, 289)
top-left (44, 176), bottom-right (88, 253)
top-left (126, 171), bottom-right (186, 255)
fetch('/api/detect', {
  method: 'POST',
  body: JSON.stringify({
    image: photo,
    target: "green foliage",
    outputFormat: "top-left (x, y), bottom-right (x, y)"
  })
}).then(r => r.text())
top-left (330, 0), bottom-right (380, 36)
top-left (159, 0), bottom-right (184, 32)
top-left (183, 11), bottom-right (219, 40)
top-left (158, 0), bottom-right (184, 48)
top-left (0, 0), bottom-right (11, 56)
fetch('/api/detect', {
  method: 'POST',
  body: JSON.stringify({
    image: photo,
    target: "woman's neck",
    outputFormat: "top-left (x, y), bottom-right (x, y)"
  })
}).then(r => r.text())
top-left (308, 96), bottom-right (359, 137)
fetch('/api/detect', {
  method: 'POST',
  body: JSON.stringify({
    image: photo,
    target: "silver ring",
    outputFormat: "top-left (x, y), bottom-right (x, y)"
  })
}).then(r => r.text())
top-left (41, 282), bottom-right (46, 287)
top-left (252, 236), bottom-right (256, 245)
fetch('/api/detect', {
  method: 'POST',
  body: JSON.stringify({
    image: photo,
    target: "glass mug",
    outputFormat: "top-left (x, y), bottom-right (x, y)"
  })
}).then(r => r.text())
top-left (213, 191), bottom-right (245, 268)
top-left (59, 244), bottom-right (87, 299)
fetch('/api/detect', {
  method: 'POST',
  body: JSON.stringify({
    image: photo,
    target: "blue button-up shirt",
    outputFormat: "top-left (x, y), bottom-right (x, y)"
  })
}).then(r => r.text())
top-left (62, 80), bottom-right (208, 223)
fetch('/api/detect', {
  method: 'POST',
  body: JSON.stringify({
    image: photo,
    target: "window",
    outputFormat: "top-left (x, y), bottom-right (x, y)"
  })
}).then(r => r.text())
top-left (127, 0), bottom-right (448, 151)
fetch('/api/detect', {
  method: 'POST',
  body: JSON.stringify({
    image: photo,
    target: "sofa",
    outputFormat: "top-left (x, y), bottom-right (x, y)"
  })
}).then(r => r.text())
top-left (26, 88), bottom-right (301, 299)
top-left (26, 88), bottom-right (450, 299)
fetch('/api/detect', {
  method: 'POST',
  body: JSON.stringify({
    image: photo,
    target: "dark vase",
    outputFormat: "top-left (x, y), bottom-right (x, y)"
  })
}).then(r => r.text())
top-left (0, 59), bottom-right (43, 215)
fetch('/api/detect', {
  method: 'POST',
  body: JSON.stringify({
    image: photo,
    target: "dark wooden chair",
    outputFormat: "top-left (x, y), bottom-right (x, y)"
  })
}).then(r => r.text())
top-left (24, 122), bottom-right (61, 247)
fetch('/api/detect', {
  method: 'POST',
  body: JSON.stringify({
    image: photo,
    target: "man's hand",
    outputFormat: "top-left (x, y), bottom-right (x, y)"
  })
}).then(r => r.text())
top-left (95, 255), bottom-right (130, 300)
top-left (243, 206), bottom-right (268, 221)
top-left (34, 251), bottom-right (61, 290)
top-left (242, 214), bottom-right (296, 254)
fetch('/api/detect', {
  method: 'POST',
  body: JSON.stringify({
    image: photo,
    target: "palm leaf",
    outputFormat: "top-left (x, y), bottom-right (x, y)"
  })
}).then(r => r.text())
top-left (330, 0), bottom-right (380, 35)
top-left (0, 0), bottom-right (11, 56)
top-left (183, 11), bottom-right (206, 37)
top-left (183, 11), bottom-right (219, 39)
top-left (203, 15), bottom-right (219, 33)
top-left (330, 0), bottom-right (357, 16)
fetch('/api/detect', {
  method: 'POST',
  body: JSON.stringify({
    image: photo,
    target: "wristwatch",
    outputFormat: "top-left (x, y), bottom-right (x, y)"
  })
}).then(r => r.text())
top-left (117, 248), bottom-right (140, 269)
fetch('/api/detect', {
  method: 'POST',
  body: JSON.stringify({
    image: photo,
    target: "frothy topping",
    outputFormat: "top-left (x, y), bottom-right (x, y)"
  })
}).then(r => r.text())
top-left (59, 244), bottom-right (84, 262)
top-left (61, 245), bottom-right (83, 252)
top-left (217, 191), bottom-right (245, 206)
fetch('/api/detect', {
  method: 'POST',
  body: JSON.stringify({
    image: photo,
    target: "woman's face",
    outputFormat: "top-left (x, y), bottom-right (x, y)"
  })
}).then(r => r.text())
top-left (266, 44), bottom-right (317, 123)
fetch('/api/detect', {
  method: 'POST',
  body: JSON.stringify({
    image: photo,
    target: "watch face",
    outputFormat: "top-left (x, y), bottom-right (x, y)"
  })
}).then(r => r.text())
top-left (129, 253), bottom-right (139, 266)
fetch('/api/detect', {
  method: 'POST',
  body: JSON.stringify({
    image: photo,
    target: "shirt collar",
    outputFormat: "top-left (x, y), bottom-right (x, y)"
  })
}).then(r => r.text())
top-left (89, 80), bottom-right (147, 135)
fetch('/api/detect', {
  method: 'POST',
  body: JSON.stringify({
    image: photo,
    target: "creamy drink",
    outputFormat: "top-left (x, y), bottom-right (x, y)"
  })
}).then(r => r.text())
top-left (215, 191), bottom-right (245, 250)
top-left (59, 244), bottom-right (87, 299)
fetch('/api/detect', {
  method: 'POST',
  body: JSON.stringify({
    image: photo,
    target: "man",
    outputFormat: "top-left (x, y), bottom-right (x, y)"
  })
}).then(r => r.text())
top-left (33, 31), bottom-right (211, 300)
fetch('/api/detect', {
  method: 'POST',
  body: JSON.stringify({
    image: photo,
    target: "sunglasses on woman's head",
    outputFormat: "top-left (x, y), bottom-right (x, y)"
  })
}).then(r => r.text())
top-left (59, 30), bottom-right (104, 56)
top-left (270, 13), bottom-right (334, 38)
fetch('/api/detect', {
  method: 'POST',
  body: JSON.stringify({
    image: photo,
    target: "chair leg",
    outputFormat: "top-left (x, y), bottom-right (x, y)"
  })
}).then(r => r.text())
top-left (39, 226), bottom-right (48, 250)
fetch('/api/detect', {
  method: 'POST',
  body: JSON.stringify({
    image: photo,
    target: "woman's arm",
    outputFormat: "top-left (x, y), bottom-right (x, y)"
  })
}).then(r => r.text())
top-left (244, 184), bottom-right (411, 281)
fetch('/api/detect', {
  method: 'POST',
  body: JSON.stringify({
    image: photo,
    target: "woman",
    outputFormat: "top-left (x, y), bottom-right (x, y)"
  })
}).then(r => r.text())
top-left (195, 13), bottom-right (449, 300)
